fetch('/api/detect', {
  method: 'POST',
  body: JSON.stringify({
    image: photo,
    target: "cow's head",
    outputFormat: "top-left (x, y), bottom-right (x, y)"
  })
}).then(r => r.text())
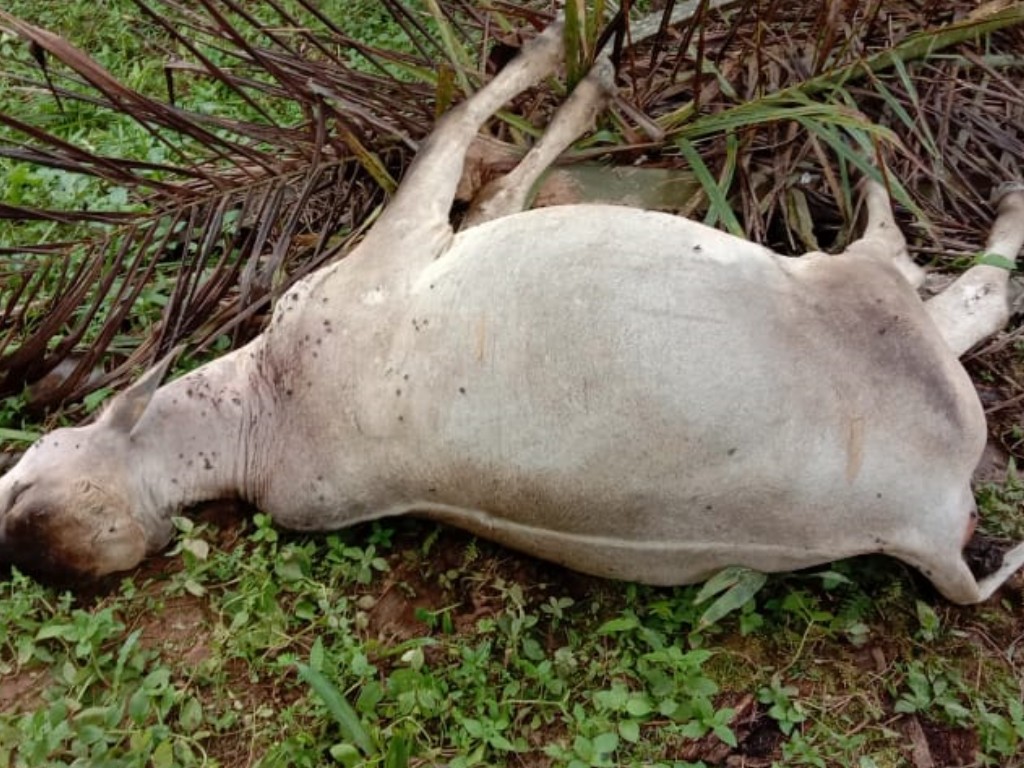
top-left (0, 355), bottom-right (176, 581)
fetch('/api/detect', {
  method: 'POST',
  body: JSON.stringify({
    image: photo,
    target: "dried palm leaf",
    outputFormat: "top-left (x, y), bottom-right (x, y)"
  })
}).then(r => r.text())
top-left (3, 0), bottom-right (1024, 432)
top-left (0, 0), bottom-right (445, 413)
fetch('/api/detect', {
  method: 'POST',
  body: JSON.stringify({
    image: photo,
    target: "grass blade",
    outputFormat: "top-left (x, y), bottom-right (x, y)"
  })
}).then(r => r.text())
top-left (676, 138), bottom-right (743, 237)
top-left (0, 427), bottom-right (41, 444)
top-left (296, 661), bottom-right (376, 756)
top-left (422, 0), bottom-right (474, 96)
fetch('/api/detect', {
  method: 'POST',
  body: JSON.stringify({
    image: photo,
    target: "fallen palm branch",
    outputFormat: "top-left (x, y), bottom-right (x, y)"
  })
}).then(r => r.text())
top-left (0, 0), bottom-right (1023, 426)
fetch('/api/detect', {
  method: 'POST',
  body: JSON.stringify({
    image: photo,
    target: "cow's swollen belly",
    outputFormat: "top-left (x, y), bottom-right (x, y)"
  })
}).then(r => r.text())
top-left (412, 497), bottom-right (872, 585)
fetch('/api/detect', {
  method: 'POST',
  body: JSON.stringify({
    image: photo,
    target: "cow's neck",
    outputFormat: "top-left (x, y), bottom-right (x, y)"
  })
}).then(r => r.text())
top-left (128, 343), bottom-right (268, 549)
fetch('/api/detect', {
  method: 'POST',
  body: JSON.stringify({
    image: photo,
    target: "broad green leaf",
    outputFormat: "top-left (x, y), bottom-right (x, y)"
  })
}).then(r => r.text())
top-left (713, 723), bottom-right (738, 748)
top-left (597, 614), bottom-right (639, 634)
top-left (178, 696), bottom-right (203, 734)
top-left (626, 695), bottom-right (652, 717)
top-left (694, 566), bottom-right (754, 604)
top-left (618, 719), bottom-right (640, 743)
top-left (975, 252), bottom-right (1016, 270)
top-left (151, 741), bottom-right (174, 768)
top-left (697, 569), bottom-right (768, 629)
top-left (0, 427), bottom-right (40, 443)
top-left (182, 538), bottom-right (209, 561)
top-left (592, 730), bottom-right (619, 758)
top-left (35, 624), bottom-right (75, 642)
top-left (330, 744), bottom-right (361, 767)
top-left (309, 636), bottom-right (326, 672)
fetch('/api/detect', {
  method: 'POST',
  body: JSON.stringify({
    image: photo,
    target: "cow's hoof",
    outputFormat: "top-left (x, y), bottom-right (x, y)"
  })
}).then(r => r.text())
top-left (990, 181), bottom-right (1024, 205)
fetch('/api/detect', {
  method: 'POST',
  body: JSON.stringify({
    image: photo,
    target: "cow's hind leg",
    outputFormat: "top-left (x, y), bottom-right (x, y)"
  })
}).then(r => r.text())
top-left (899, 538), bottom-right (1024, 605)
top-left (925, 184), bottom-right (1024, 355)
top-left (463, 55), bottom-right (616, 228)
top-left (355, 21), bottom-right (565, 269)
top-left (844, 179), bottom-right (926, 288)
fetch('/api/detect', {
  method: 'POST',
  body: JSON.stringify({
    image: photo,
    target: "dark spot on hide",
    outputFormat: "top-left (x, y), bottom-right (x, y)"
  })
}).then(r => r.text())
top-left (693, 244), bottom-right (702, 252)
top-left (203, 457), bottom-right (213, 470)
top-left (459, 387), bottom-right (466, 395)
top-left (727, 448), bottom-right (737, 456)
top-left (396, 389), bottom-right (402, 396)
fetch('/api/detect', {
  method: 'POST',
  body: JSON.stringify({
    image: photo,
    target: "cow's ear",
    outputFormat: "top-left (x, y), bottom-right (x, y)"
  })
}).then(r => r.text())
top-left (100, 346), bottom-right (183, 434)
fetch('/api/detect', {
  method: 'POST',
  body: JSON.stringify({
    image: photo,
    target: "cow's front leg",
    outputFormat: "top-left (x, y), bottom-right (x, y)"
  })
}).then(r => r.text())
top-left (463, 55), bottom-right (616, 228)
top-left (925, 184), bottom-right (1024, 356)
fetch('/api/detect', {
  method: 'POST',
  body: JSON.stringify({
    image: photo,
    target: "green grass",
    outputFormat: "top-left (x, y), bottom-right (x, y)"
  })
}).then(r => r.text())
top-left (3, 3), bottom-right (1024, 767)
top-left (1, 485), bottom-right (1023, 766)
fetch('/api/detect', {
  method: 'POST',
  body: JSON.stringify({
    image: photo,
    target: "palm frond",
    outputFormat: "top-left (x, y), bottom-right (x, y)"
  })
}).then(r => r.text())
top-left (0, 0), bottom-right (448, 412)
top-left (3, 0), bottom-right (1024, 427)
top-left (619, 1), bottom-right (1024, 253)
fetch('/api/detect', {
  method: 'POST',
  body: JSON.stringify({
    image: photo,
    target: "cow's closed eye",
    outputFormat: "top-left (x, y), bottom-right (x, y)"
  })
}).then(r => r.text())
top-left (9, 482), bottom-right (33, 508)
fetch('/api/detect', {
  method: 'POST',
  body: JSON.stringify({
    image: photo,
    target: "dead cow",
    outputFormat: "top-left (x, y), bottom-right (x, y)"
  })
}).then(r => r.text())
top-left (1, 22), bottom-right (1023, 604)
